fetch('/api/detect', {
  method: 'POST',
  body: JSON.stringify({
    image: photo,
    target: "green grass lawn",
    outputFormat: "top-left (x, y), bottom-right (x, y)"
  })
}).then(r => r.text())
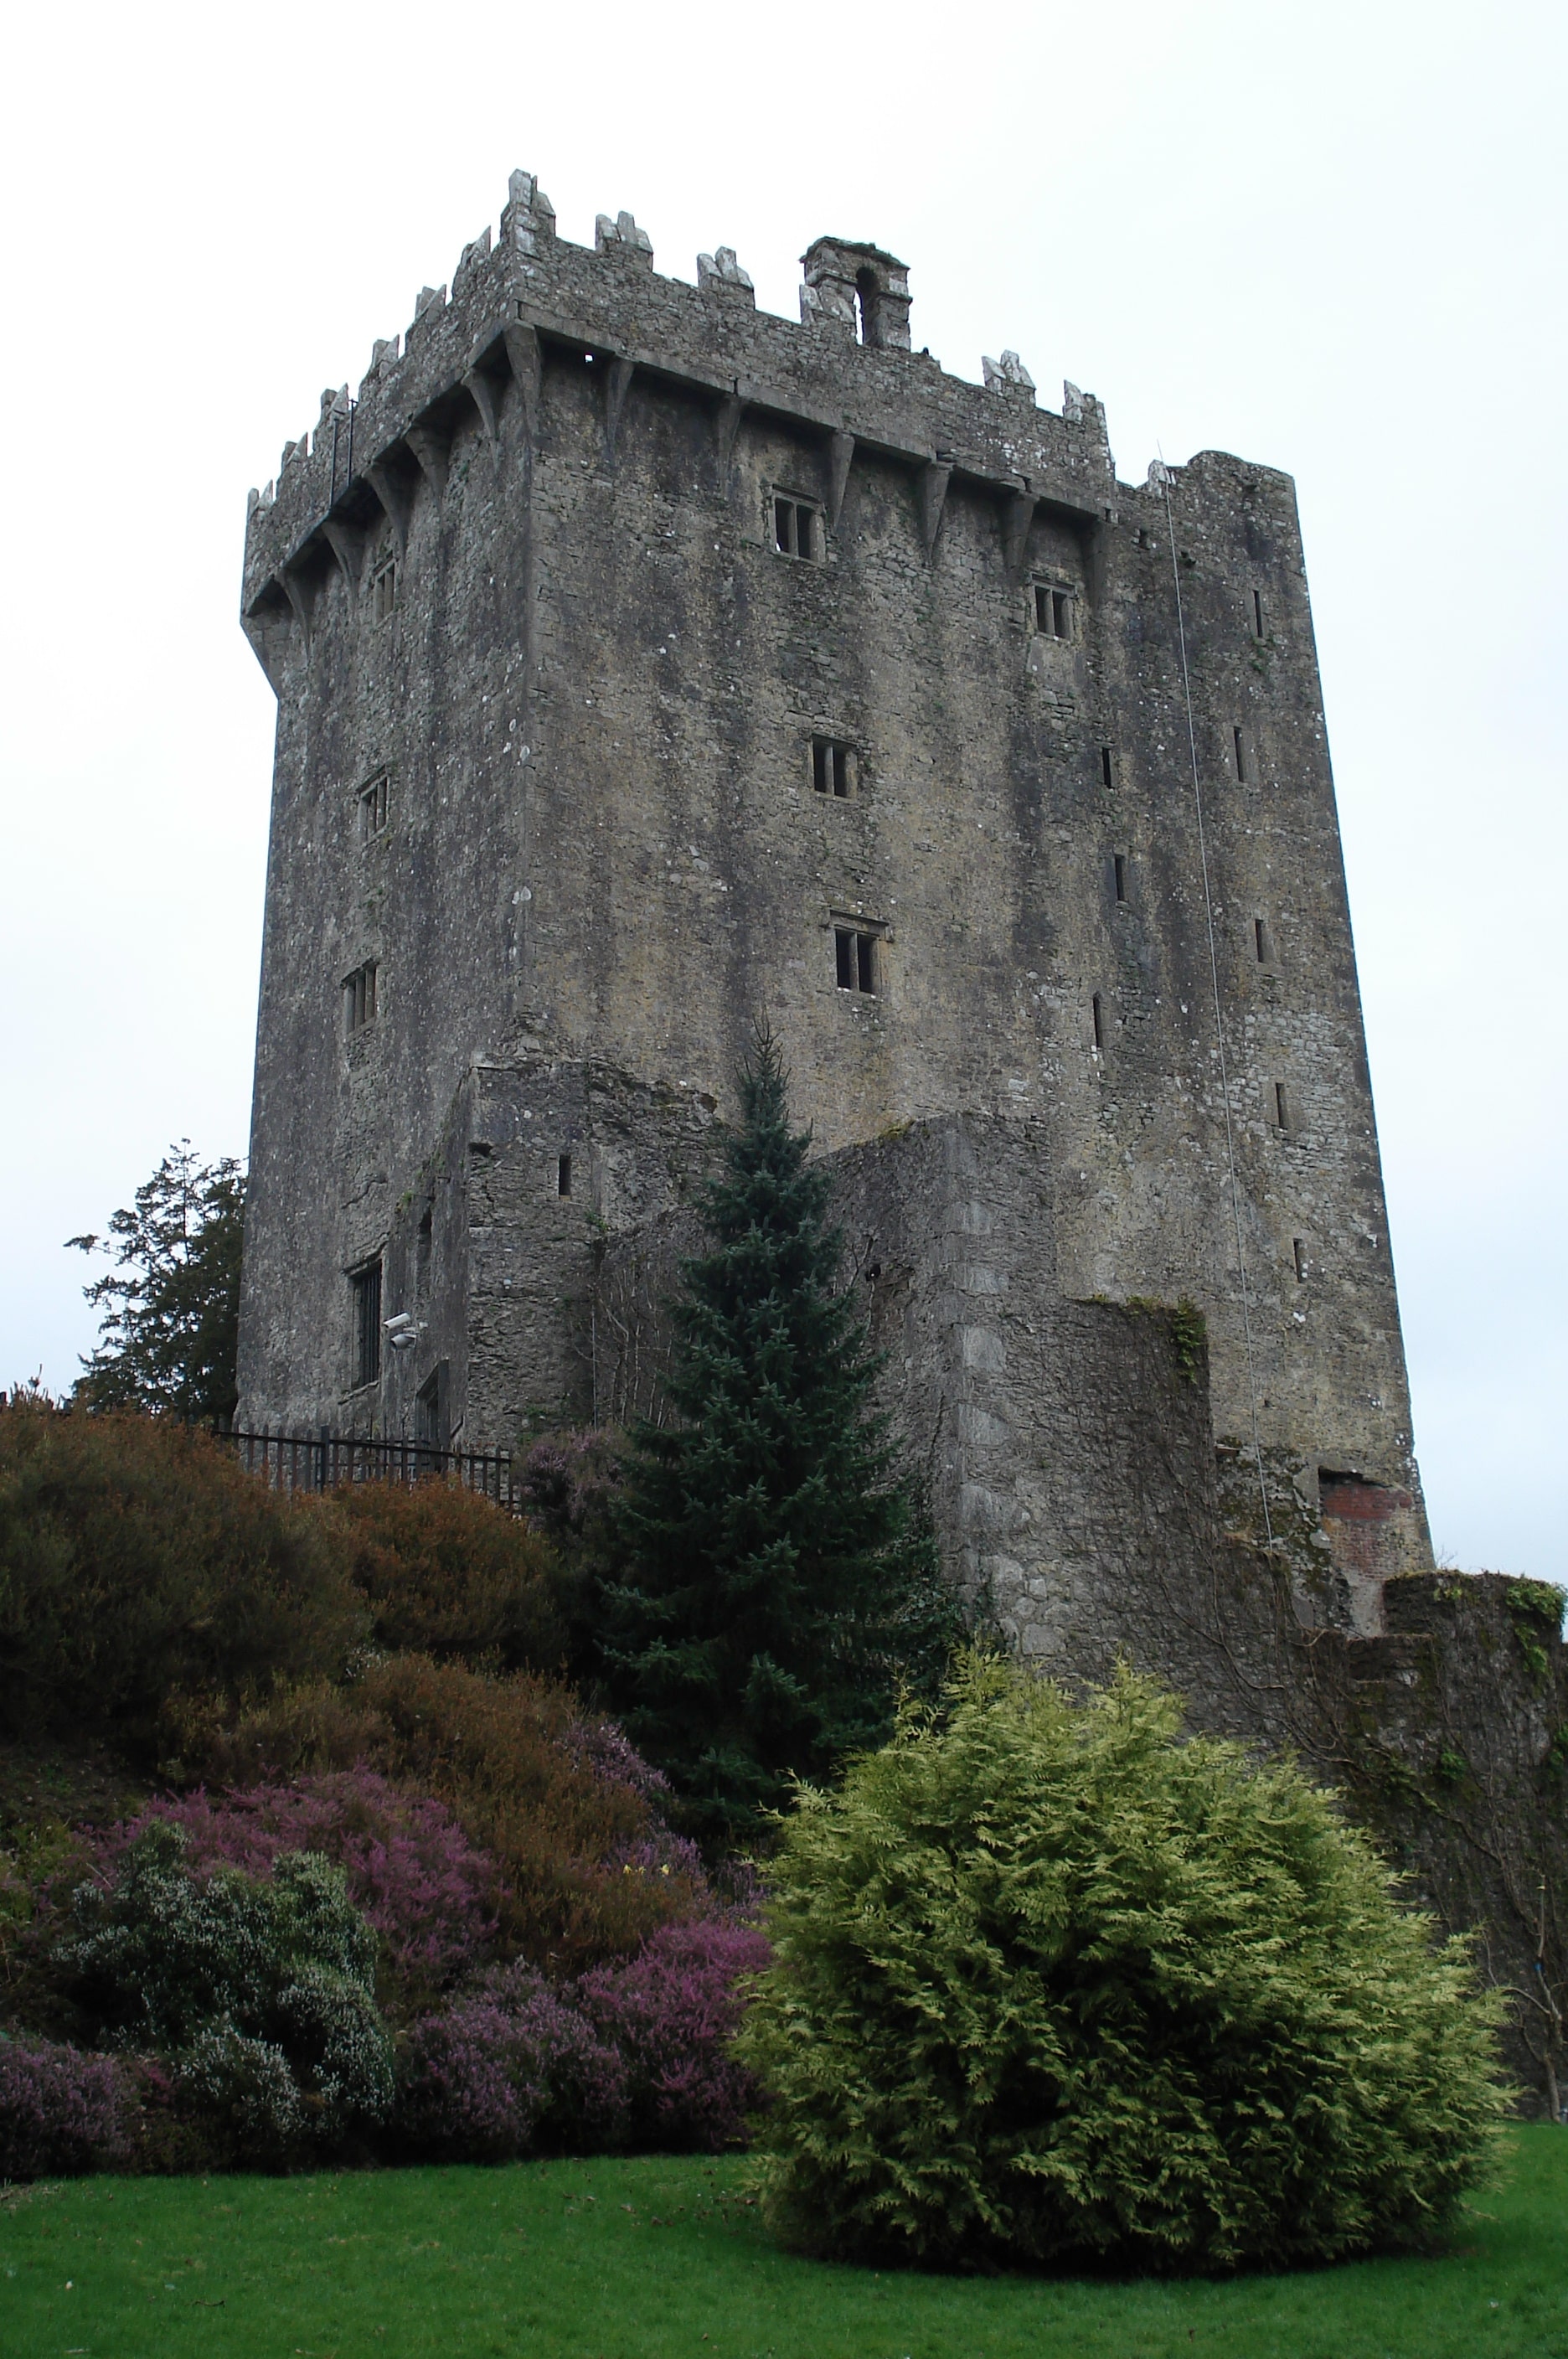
top-left (3, 2128), bottom-right (1565, 2359)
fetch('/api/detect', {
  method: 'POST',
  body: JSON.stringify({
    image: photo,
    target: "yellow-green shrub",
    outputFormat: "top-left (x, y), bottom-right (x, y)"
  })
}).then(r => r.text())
top-left (739, 1655), bottom-right (1509, 2272)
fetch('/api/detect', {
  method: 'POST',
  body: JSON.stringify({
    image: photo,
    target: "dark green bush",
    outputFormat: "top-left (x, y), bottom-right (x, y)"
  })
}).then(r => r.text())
top-left (738, 1655), bottom-right (1508, 2273)
top-left (0, 1402), bottom-right (362, 1746)
top-left (324, 1476), bottom-right (569, 1672)
top-left (59, 1821), bottom-right (391, 2159)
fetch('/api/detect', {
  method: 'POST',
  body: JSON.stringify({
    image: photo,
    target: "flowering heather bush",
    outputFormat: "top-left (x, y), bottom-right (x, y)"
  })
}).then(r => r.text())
top-left (0, 2037), bottom-right (127, 2181)
top-left (399, 1973), bottom-right (626, 2161)
top-left (580, 1922), bottom-right (771, 2152)
top-left (103, 1773), bottom-right (501, 2004)
top-left (198, 1656), bottom-right (716, 1974)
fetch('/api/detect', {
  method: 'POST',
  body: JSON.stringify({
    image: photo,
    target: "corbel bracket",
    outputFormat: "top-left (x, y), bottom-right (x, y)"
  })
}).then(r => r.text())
top-left (462, 369), bottom-right (500, 457)
top-left (916, 460), bottom-right (952, 563)
top-left (503, 323), bottom-right (543, 443)
top-left (603, 357), bottom-right (635, 462)
top-left (713, 390), bottom-right (745, 483)
top-left (405, 422), bottom-right (451, 498)
top-left (366, 462), bottom-right (411, 559)
top-left (321, 516), bottom-right (364, 591)
top-left (827, 431), bottom-right (855, 529)
top-left (1001, 489), bottom-right (1037, 584)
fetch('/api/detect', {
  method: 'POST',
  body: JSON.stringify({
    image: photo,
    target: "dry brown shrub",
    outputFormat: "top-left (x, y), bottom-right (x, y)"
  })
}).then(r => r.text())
top-left (195, 1654), bottom-right (707, 1975)
top-left (318, 1479), bottom-right (570, 1674)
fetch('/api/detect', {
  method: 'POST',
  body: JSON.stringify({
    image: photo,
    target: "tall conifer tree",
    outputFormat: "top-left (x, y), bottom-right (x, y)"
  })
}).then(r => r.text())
top-left (602, 1028), bottom-right (964, 1845)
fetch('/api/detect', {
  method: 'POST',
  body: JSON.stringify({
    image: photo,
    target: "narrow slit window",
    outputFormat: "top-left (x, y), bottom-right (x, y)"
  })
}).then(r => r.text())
top-left (812, 737), bottom-right (855, 798)
top-left (1252, 588), bottom-right (1266, 637)
top-left (1255, 916), bottom-right (1273, 964)
top-left (343, 960), bottom-right (378, 1035)
top-left (416, 1202), bottom-right (433, 1296)
top-left (834, 926), bottom-right (879, 994)
top-left (373, 556), bottom-right (397, 622)
top-left (834, 927), bottom-right (854, 989)
top-left (1275, 1081), bottom-right (1290, 1129)
top-left (1113, 854), bottom-right (1127, 904)
top-left (1293, 1237), bottom-right (1308, 1283)
top-left (349, 1259), bottom-right (382, 1390)
top-left (1091, 991), bottom-right (1104, 1051)
top-left (557, 1154), bottom-right (572, 1198)
top-left (1233, 726), bottom-right (1249, 782)
top-left (1100, 746), bottom-right (1114, 788)
top-left (358, 773), bottom-right (389, 840)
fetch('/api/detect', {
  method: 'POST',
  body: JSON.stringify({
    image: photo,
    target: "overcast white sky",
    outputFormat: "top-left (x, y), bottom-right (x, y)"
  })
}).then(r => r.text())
top-left (1, 0), bottom-right (1562, 1578)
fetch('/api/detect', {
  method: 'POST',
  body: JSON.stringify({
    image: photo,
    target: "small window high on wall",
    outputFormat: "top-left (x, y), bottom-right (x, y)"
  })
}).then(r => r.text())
top-left (1034, 582), bottom-right (1074, 638)
top-left (358, 773), bottom-right (389, 840)
top-left (372, 554), bottom-right (397, 622)
top-left (834, 927), bottom-right (878, 994)
top-left (349, 1259), bottom-right (382, 1390)
top-left (812, 737), bottom-right (857, 798)
top-left (772, 495), bottom-right (823, 560)
top-left (343, 961), bottom-right (378, 1035)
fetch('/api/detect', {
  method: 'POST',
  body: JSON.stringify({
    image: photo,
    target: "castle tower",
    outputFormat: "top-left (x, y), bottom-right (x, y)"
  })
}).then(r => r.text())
top-left (237, 171), bottom-right (1430, 1649)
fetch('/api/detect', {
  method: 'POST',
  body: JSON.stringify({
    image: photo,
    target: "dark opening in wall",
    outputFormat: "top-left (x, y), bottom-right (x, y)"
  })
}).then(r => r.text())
top-left (1293, 1237), bottom-right (1308, 1283)
top-left (1233, 726), bottom-right (1250, 783)
top-left (812, 737), bottom-right (856, 797)
top-left (1255, 916), bottom-right (1274, 964)
top-left (1101, 746), bottom-right (1114, 788)
top-left (349, 1259), bottom-right (382, 1390)
top-left (1113, 854), bottom-right (1127, 904)
top-left (1092, 991), bottom-right (1104, 1051)
top-left (415, 1362), bottom-right (448, 1453)
top-left (855, 267), bottom-right (879, 344)
top-left (358, 773), bottom-right (389, 840)
top-left (416, 1201), bottom-right (432, 1296)
top-left (834, 927), bottom-right (878, 994)
top-left (373, 555), bottom-right (397, 623)
top-left (1274, 1081), bottom-right (1291, 1129)
top-left (343, 960), bottom-right (378, 1035)
top-left (772, 496), bottom-right (822, 561)
top-left (557, 1154), bottom-right (572, 1198)
top-left (1034, 582), bottom-right (1074, 638)
top-left (1253, 588), bottom-right (1266, 637)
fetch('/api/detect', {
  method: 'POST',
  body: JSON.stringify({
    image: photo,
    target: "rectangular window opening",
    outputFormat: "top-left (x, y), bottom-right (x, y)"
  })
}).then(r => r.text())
top-left (1255, 916), bottom-right (1273, 964)
top-left (773, 496), bottom-right (822, 561)
top-left (343, 960), bottom-right (378, 1035)
top-left (1091, 991), bottom-right (1104, 1051)
top-left (812, 736), bottom-right (855, 798)
top-left (834, 926), bottom-right (879, 994)
top-left (349, 1259), bottom-right (382, 1390)
top-left (416, 1202), bottom-right (433, 1297)
top-left (557, 1154), bottom-right (572, 1198)
top-left (1253, 587), bottom-right (1266, 637)
top-left (1113, 854), bottom-right (1127, 905)
top-left (1052, 588), bottom-right (1072, 637)
top-left (373, 557), bottom-right (397, 623)
top-left (1233, 725), bottom-right (1249, 782)
top-left (358, 773), bottom-right (389, 840)
top-left (1275, 1081), bottom-right (1290, 1129)
top-left (1292, 1237), bottom-right (1308, 1283)
top-left (1100, 746), bottom-right (1114, 788)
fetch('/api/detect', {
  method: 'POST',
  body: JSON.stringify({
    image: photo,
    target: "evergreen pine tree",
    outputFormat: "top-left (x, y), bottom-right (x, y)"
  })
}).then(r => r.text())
top-left (601, 1027), bottom-right (965, 1845)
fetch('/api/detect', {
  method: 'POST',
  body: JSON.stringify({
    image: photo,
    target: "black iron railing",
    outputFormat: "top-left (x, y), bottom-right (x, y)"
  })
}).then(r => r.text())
top-left (219, 1426), bottom-right (522, 1511)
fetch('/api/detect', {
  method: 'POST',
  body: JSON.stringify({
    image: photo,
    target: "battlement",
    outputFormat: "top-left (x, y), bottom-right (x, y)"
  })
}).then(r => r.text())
top-left (241, 165), bottom-right (1121, 648)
